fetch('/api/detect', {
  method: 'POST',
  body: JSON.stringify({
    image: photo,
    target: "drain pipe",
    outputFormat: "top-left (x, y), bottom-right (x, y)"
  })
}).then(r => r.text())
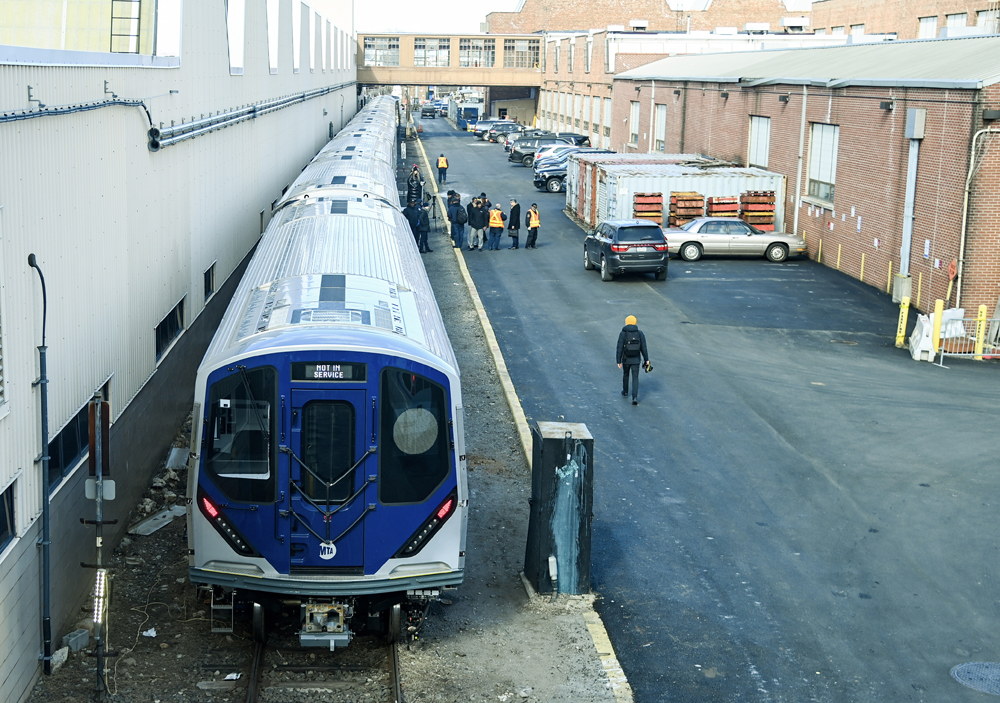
top-left (27, 253), bottom-right (51, 675)
top-left (791, 85), bottom-right (808, 239)
top-left (956, 127), bottom-right (1000, 309)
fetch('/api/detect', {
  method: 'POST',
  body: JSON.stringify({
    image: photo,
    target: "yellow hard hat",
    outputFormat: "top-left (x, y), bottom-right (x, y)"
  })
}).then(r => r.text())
top-left (625, 315), bottom-right (637, 326)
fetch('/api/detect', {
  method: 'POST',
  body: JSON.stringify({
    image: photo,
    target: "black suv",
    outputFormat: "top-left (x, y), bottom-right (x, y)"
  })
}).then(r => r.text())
top-left (584, 219), bottom-right (668, 281)
top-left (508, 137), bottom-right (573, 167)
top-left (553, 132), bottom-right (591, 146)
top-left (489, 123), bottom-right (524, 143)
top-left (505, 130), bottom-right (554, 152)
top-left (420, 104), bottom-right (437, 118)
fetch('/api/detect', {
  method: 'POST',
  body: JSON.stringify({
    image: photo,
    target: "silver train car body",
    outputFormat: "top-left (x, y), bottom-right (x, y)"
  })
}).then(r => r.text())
top-left (186, 97), bottom-right (467, 647)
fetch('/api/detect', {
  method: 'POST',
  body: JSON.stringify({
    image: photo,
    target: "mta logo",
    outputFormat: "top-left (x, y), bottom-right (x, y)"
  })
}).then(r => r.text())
top-left (319, 541), bottom-right (337, 560)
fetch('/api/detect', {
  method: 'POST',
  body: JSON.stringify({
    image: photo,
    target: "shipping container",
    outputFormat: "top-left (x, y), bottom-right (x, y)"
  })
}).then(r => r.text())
top-left (565, 153), bottom-right (706, 225)
top-left (594, 165), bottom-right (787, 231)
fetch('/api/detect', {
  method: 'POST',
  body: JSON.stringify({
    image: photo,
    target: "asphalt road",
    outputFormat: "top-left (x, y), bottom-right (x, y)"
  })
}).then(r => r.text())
top-left (418, 117), bottom-right (1000, 702)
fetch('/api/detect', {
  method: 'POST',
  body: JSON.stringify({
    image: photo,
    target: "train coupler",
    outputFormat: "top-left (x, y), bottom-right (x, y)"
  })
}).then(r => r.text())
top-left (299, 601), bottom-right (353, 650)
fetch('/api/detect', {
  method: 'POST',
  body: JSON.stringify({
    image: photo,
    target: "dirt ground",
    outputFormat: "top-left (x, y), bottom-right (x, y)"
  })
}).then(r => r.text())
top-left (25, 145), bottom-right (618, 703)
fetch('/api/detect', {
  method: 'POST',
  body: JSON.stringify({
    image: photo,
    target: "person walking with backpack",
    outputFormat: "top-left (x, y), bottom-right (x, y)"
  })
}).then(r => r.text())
top-left (525, 204), bottom-right (541, 249)
top-left (437, 153), bottom-right (449, 184)
top-left (507, 199), bottom-right (521, 249)
top-left (616, 315), bottom-right (649, 405)
top-left (487, 204), bottom-right (506, 250)
top-left (448, 196), bottom-right (467, 249)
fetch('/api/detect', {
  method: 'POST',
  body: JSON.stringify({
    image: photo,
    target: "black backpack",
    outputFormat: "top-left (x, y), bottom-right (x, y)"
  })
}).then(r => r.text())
top-left (625, 330), bottom-right (642, 356)
top-left (455, 207), bottom-right (468, 225)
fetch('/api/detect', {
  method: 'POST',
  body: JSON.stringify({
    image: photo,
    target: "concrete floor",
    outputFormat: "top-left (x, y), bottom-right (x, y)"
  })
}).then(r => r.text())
top-left (419, 117), bottom-right (1000, 703)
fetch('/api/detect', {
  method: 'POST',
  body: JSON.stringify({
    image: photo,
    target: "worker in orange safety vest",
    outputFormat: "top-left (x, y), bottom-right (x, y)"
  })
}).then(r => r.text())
top-left (437, 154), bottom-right (449, 184)
top-left (525, 203), bottom-right (541, 249)
top-left (486, 204), bottom-right (506, 250)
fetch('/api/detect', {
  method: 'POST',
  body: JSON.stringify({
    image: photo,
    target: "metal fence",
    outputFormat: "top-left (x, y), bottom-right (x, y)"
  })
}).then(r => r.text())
top-left (937, 309), bottom-right (1000, 365)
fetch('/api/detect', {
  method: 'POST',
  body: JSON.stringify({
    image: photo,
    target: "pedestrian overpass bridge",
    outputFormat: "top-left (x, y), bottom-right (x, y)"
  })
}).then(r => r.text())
top-left (356, 33), bottom-right (542, 87)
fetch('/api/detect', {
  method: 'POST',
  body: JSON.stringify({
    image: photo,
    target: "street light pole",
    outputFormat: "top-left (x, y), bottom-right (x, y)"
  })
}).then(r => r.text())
top-left (27, 253), bottom-right (52, 676)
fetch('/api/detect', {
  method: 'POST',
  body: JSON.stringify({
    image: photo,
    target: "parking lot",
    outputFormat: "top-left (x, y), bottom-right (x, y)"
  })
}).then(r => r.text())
top-left (419, 115), bottom-right (1000, 702)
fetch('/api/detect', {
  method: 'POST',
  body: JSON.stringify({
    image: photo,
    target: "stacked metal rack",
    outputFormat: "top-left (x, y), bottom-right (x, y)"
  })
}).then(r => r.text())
top-left (740, 191), bottom-right (776, 231)
top-left (632, 192), bottom-right (664, 225)
top-left (669, 191), bottom-right (704, 227)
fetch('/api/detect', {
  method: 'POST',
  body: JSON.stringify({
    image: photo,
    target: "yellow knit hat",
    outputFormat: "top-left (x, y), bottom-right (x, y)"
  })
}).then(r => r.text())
top-left (625, 315), bottom-right (637, 326)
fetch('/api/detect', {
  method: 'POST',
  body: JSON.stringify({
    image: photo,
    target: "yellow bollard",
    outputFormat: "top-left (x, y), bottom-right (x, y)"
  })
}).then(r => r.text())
top-left (975, 304), bottom-right (988, 360)
top-left (886, 261), bottom-right (893, 294)
top-left (860, 252), bottom-right (865, 282)
top-left (817, 238), bottom-right (823, 264)
top-left (895, 297), bottom-right (910, 348)
top-left (932, 299), bottom-right (944, 354)
top-left (837, 243), bottom-right (842, 270)
top-left (916, 272), bottom-right (922, 308)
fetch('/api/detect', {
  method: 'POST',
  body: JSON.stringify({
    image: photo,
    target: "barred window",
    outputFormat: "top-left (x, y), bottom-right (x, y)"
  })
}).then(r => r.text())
top-left (363, 36), bottom-right (399, 66)
top-left (553, 44), bottom-right (559, 73)
top-left (585, 40), bottom-right (592, 73)
top-left (459, 38), bottom-right (495, 67)
top-left (504, 38), bottom-right (540, 68)
top-left (414, 38), bottom-right (450, 67)
top-left (583, 95), bottom-right (590, 131)
top-left (568, 41), bottom-right (575, 72)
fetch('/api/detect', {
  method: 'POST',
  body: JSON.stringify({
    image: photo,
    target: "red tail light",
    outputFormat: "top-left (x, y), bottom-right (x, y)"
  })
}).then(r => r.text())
top-left (611, 244), bottom-right (629, 253)
top-left (436, 498), bottom-right (455, 520)
top-left (653, 243), bottom-right (668, 251)
top-left (198, 489), bottom-right (257, 556)
top-left (202, 497), bottom-right (219, 518)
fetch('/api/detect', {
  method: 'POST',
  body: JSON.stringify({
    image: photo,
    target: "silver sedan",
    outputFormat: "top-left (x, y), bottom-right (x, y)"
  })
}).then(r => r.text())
top-left (664, 217), bottom-right (807, 262)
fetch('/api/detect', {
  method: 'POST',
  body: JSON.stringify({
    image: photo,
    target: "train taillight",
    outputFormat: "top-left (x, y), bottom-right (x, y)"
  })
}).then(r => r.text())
top-left (197, 489), bottom-right (258, 557)
top-left (395, 490), bottom-right (458, 558)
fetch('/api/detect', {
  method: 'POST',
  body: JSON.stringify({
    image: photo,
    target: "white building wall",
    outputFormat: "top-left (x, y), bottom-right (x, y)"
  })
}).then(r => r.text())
top-left (0, 1), bottom-right (357, 700)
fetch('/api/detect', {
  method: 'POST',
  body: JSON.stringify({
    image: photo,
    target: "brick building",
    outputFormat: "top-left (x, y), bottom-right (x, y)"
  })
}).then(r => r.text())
top-left (486, 0), bottom-right (814, 34)
top-left (610, 36), bottom-right (1000, 315)
top-left (811, 0), bottom-right (1000, 39)
top-left (538, 30), bottom-right (878, 148)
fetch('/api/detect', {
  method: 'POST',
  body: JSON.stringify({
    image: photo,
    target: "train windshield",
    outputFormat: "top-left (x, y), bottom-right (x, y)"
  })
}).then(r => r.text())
top-left (205, 367), bottom-right (277, 503)
top-left (379, 369), bottom-right (450, 505)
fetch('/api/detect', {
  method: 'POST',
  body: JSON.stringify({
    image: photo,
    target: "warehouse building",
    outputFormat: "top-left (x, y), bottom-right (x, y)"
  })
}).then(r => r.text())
top-left (611, 35), bottom-right (1000, 315)
top-left (0, 1), bottom-right (357, 700)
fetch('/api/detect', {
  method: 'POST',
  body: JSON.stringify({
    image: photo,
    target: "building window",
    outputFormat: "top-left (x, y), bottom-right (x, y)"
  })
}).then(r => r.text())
top-left (0, 293), bottom-right (5, 408)
top-left (156, 298), bottom-right (185, 360)
top-left (414, 38), bottom-right (450, 67)
top-left (568, 41), bottom-right (575, 72)
top-left (583, 95), bottom-right (591, 131)
top-left (204, 263), bottom-right (216, 302)
top-left (47, 402), bottom-right (89, 490)
top-left (748, 116), bottom-right (770, 167)
top-left (831, 26), bottom-right (845, 35)
top-left (554, 45), bottom-right (560, 73)
top-left (504, 38), bottom-right (540, 68)
top-left (918, 16), bottom-right (938, 37)
top-left (585, 40), bottom-right (592, 72)
top-left (654, 104), bottom-right (667, 151)
top-left (815, 28), bottom-right (826, 35)
top-left (629, 100), bottom-right (640, 145)
top-left (574, 94), bottom-right (581, 127)
top-left (0, 482), bottom-right (13, 551)
top-left (977, 9), bottom-right (999, 33)
top-left (947, 12), bottom-right (969, 27)
top-left (592, 96), bottom-right (601, 134)
top-left (559, 92), bottom-right (566, 124)
top-left (850, 23), bottom-right (865, 35)
top-left (603, 97), bottom-right (612, 138)
top-left (807, 122), bottom-right (839, 203)
top-left (363, 36), bottom-right (399, 66)
top-left (459, 38), bottom-right (495, 67)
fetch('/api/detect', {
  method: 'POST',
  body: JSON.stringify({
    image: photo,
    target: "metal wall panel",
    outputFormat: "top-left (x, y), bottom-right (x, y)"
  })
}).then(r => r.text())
top-left (0, 1), bottom-right (358, 699)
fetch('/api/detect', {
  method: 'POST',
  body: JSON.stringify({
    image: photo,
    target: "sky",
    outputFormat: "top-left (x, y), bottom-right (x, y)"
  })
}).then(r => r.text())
top-left (355, 0), bottom-right (521, 34)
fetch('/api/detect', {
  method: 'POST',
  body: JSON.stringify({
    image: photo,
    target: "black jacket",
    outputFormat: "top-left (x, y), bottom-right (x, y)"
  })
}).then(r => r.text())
top-left (508, 203), bottom-right (521, 231)
top-left (416, 208), bottom-right (430, 233)
top-left (616, 325), bottom-right (648, 364)
top-left (402, 205), bottom-right (420, 233)
top-left (469, 204), bottom-right (487, 229)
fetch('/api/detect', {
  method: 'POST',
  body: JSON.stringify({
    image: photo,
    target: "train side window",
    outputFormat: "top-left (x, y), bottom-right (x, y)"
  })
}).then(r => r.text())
top-left (204, 366), bottom-right (277, 503)
top-left (379, 368), bottom-right (449, 505)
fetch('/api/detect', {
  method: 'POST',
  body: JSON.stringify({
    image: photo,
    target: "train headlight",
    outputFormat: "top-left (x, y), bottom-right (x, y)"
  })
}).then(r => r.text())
top-left (198, 489), bottom-right (259, 557)
top-left (394, 490), bottom-right (458, 558)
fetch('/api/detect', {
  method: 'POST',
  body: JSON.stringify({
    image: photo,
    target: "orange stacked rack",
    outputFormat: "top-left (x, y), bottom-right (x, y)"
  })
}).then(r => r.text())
top-left (632, 192), bottom-right (664, 225)
top-left (669, 191), bottom-right (704, 227)
top-left (740, 191), bottom-right (776, 231)
top-left (706, 196), bottom-right (739, 218)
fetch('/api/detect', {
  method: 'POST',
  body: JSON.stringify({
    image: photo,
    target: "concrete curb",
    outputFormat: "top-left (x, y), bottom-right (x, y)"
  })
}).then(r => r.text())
top-left (414, 133), bottom-right (635, 703)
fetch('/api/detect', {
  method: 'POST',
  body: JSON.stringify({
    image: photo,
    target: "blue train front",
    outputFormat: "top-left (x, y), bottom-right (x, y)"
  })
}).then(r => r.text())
top-left (187, 97), bottom-right (467, 647)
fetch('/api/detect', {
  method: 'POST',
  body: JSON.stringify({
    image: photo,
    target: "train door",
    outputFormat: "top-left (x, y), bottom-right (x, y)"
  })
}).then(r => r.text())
top-left (287, 389), bottom-right (370, 569)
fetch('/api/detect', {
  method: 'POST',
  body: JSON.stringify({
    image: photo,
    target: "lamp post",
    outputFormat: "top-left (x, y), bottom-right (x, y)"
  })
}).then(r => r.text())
top-left (27, 253), bottom-right (52, 676)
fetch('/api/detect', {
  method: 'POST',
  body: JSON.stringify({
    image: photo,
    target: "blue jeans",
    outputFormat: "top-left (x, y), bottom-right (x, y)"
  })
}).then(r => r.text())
top-left (488, 228), bottom-right (503, 249)
top-left (438, 168), bottom-right (447, 183)
top-left (451, 223), bottom-right (466, 249)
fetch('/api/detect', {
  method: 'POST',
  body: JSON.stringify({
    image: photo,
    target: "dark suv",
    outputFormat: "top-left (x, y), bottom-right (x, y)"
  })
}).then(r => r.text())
top-left (420, 104), bottom-right (437, 118)
top-left (584, 219), bottom-right (668, 281)
top-left (508, 137), bottom-right (573, 167)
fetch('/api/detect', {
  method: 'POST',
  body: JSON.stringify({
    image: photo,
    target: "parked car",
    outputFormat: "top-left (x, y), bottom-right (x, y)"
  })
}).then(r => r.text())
top-left (552, 132), bottom-right (591, 146)
top-left (532, 144), bottom-right (580, 165)
top-left (489, 123), bottom-right (524, 142)
top-left (505, 130), bottom-right (553, 151)
top-left (534, 149), bottom-right (614, 192)
top-left (663, 217), bottom-right (807, 262)
top-left (420, 104), bottom-right (437, 118)
top-left (438, 106), bottom-right (448, 116)
top-left (473, 119), bottom-right (515, 139)
top-left (584, 219), bottom-right (669, 281)
top-left (508, 137), bottom-right (573, 167)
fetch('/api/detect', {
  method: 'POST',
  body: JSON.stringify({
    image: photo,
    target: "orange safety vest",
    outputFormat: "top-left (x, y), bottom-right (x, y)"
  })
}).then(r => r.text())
top-left (529, 210), bottom-right (540, 228)
top-left (489, 209), bottom-right (504, 228)
top-left (437, 156), bottom-right (448, 169)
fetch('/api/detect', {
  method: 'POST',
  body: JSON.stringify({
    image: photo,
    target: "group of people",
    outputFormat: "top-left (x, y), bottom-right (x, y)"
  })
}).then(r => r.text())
top-left (445, 192), bottom-right (541, 251)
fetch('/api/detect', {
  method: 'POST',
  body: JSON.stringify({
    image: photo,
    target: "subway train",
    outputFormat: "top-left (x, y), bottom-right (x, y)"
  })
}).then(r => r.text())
top-left (186, 97), bottom-right (467, 648)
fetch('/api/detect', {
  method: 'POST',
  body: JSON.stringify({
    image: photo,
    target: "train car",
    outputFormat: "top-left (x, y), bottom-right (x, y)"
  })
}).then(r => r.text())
top-left (186, 97), bottom-right (467, 648)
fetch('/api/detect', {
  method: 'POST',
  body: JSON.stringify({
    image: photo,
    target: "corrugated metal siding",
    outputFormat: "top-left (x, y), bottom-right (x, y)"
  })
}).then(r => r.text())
top-left (598, 165), bottom-right (787, 230)
top-left (0, 3), bottom-right (357, 693)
